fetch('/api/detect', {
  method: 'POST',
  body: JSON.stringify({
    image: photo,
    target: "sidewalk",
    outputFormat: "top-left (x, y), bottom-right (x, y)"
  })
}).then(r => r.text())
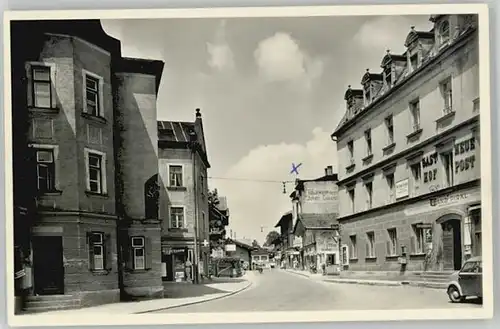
top-left (23, 273), bottom-right (255, 316)
top-left (284, 269), bottom-right (446, 289)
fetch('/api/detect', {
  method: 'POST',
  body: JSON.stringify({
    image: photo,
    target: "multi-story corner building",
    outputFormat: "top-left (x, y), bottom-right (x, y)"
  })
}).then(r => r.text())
top-left (158, 110), bottom-right (211, 283)
top-left (290, 166), bottom-right (340, 270)
top-left (10, 20), bottom-right (165, 312)
top-left (332, 14), bottom-right (480, 273)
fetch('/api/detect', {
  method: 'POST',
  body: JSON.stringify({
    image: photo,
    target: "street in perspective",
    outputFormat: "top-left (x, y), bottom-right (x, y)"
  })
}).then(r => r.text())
top-left (8, 9), bottom-right (484, 319)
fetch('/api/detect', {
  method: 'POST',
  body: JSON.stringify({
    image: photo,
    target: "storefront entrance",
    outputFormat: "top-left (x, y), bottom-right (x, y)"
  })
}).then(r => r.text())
top-left (441, 219), bottom-right (462, 271)
top-left (162, 247), bottom-right (189, 282)
top-left (32, 236), bottom-right (64, 295)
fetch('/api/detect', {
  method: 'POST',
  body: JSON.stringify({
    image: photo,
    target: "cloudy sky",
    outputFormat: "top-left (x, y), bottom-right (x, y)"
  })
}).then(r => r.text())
top-left (102, 14), bottom-right (432, 244)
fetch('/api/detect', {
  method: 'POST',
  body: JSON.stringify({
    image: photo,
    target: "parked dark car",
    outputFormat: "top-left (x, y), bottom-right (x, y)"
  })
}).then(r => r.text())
top-left (446, 256), bottom-right (482, 303)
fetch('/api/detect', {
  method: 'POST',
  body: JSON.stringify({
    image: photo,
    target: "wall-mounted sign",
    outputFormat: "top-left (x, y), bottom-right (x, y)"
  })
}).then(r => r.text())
top-left (225, 244), bottom-right (236, 252)
top-left (454, 137), bottom-right (477, 174)
top-left (395, 179), bottom-right (409, 199)
top-left (304, 186), bottom-right (338, 203)
top-left (430, 192), bottom-right (469, 207)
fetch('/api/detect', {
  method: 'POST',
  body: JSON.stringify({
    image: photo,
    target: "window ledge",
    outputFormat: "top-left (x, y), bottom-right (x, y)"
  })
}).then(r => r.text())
top-left (349, 258), bottom-right (359, 262)
top-left (436, 110), bottom-right (456, 124)
top-left (406, 128), bottom-right (423, 141)
top-left (169, 228), bottom-right (189, 233)
top-left (167, 186), bottom-right (187, 192)
top-left (345, 163), bottom-right (356, 171)
top-left (385, 255), bottom-right (400, 260)
top-left (362, 154), bottom-right (374, 163)
top-left (382, 142), bottom-right (396, 153)
top-left (409, 253), bottom-right (427, 258)
top-left (365, 257), bottom-right (377, 261)
top-left (124, 268), bottom-right (152, 274)
top-left (28, 106), bottom-right (60, 114)
top-left (38, 190), bottom-right (63, 196)
top-left (90, 269), bottom-right (111, 275)
top-left (81, 112), bottom-right (107, 124)
top-left (85, 190), bottom-right (109, 198)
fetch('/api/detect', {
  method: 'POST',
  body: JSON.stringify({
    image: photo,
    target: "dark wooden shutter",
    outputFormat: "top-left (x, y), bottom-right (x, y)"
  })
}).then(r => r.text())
top-left (145, 237), bottom-right (153, 270)
top-left (105, 233), bottom-right (112, 271)
top-left (123, 234), bottom-right (133, 271)
top-left (410, 236), bottom-right (416, 254)
top-left (87, 232), bottom-right (94, 270)
top-left (386, 241), bottom-right (391, 256)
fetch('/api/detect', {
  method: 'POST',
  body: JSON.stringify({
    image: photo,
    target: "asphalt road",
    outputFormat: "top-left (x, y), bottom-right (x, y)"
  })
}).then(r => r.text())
top-left (152, 269), bottom-right (482, 313)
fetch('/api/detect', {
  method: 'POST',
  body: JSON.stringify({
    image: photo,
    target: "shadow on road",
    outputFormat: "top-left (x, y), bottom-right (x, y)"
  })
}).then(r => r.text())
top-left (162, 282), bottom-right (228, 298)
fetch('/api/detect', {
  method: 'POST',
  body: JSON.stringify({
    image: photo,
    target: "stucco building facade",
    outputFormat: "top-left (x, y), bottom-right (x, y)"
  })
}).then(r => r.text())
top-left (11, 20), bottom-right (165, 312)
top-left (332, 14), bottom-right (480, 273)
top-left (158, 110), bottom-right (211, 283)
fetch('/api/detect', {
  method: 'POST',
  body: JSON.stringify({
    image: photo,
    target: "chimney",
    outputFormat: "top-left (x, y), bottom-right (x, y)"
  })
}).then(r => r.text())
top-left (326, 166), bottom-right (333, 176)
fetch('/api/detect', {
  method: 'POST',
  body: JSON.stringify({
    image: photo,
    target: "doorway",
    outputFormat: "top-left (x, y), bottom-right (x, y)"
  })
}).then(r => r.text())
top-left (441, 219), bottom-right (462, 271)
top-left (32, 236), bottom-right (64, 295)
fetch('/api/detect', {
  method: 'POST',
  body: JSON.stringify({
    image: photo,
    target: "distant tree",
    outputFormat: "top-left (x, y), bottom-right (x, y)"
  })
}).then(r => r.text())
top-left (252, 240), bottom-right (260, 248)
top-left (264, 230), bottom-right (281, 247)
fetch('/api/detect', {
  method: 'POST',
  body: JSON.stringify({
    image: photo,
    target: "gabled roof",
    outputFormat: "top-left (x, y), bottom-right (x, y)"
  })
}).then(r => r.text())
top-left (361, 70), bottom-right (383, 85)
top-left (274, 211), bottom-right (293, 228)
top-left (404, 28), bottom-right (434, 47)
top-left (380, 51), bottom-right (407, 68)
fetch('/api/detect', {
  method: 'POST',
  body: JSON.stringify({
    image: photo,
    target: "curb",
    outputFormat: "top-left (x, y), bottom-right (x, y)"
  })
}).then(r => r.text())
top-left (323, 279), bottom-right (446, 289)
top-left (134, 280), bottom-right (253, 314)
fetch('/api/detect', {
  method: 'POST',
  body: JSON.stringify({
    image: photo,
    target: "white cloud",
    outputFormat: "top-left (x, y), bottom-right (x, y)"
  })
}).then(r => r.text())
top-left (211, 127), bottom-right (337, 244)
top-left (206, 20), bottom-right (235, 71)
top-left (254, 32), bottom-right (325, 90)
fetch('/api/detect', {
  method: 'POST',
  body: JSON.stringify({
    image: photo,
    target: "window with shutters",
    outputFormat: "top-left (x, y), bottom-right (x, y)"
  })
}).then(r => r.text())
top-left (88, 232), bottom-right (112, 272)
top-left (366, 232), bottom-right (375, 258)
top-left (386, 228), bottom-right (398, 257)
top-left (131, 237), bottom-right (146, 270)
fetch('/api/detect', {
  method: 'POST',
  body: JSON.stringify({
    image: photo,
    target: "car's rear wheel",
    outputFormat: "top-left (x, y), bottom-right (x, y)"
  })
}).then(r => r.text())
top-left (447, 286), bottom-right (465, 303)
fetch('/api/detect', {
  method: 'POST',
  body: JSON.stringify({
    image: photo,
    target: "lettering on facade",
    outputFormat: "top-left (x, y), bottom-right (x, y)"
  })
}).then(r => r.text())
top-left (454, 137), bottom-right (476, 174)
top-left (422, 152), bottom-right (438, 184)
top-left (430, 193), bottom-right (469, 207)
top-left (304, 188), bottom-right (337, 203)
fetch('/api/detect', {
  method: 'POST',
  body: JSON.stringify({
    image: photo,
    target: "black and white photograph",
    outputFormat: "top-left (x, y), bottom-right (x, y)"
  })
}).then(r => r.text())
top-left (3, 4), bottom-right (493, 326)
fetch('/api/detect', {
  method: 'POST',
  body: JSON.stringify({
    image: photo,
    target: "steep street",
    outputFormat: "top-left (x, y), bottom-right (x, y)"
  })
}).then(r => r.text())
top-left (152, 269), bottom-right (482, 313)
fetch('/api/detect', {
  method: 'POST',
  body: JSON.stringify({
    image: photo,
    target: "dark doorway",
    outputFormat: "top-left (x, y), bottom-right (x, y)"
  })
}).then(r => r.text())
top-left (162, 253), bottom-right (173, 281)
top-left (32, 236), bottom-right (64, 295)
top-left (441, 219), bottom-right (462, 271)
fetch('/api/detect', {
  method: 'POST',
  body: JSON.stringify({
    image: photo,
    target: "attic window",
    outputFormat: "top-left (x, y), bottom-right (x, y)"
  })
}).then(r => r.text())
top-left (410, 53), bottom-right (419, 72)
top-left (363, 83), bottom-right (371, 106)
top-left (384, 66), bottom-right (392, 88)
top-left (438, 20), bottom-right (450, 46)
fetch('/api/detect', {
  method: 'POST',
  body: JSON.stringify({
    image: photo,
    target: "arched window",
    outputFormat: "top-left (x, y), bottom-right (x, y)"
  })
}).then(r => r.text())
top-left (439, 20), bottom-right (450, 46)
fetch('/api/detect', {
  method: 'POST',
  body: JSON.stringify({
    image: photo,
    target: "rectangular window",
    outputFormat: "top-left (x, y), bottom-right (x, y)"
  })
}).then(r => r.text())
top-left (349, 235), bottom-right (357, 259)
top-left (440, 77), bottom-right (453, 113)
top-left (131, 237), bottom-right (145, 270)
top-left (169, 165), bottom-right (183, 187)
top-left (32, 66), bottom-right (52, 108)
top-left (410, 53), bottom-right (418, 72)
top-left (36, 149), bottom-right (55, 192)
top-left (384, 67), bottom-right (392, 88)
top-left (386, 173), bottom-right (395, 201)
top-left (387, 228), bottom-right (398, 256)
top-left (441, 151), bottom-right (454, 187)
top-left (366, 232), bottom-right (375, 258)
top-left (85, 74), bottom-right (100, 116)
top-left (364, 83), bottom-right (371, 105)
top-left (413, 225), bottom-right (424, 254)
top-left (89, 232), bottom-right (104, 270)
top-left (410, 162), bottom-right (421, 194)
top-left (347, 140), bottom-right (354, 163)
top-left (365, 182), bottom-right (373, 209)
top-left (88, 153), bottom-right (103, 193)
top-left (170, 207), bottom-right (185, 228)
top-left (410, 99), bottom-right (420, 131)
top-left (385, 115), bottom-right (394, 144)
top-left (364, 129), bottom-right (372, 156)
top-left (348, 188), bottom-right (355, 213)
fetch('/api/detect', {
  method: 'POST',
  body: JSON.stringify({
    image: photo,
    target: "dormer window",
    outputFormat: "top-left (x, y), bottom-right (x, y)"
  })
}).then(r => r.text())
top-left (384, 66), bottom-right (392, 88)
top-left (364, 83), bottom-right (371, 106)
top-left (410, 53), bottom-right (419, 72)
top-left (438, 20), bottom-right (450, 46)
